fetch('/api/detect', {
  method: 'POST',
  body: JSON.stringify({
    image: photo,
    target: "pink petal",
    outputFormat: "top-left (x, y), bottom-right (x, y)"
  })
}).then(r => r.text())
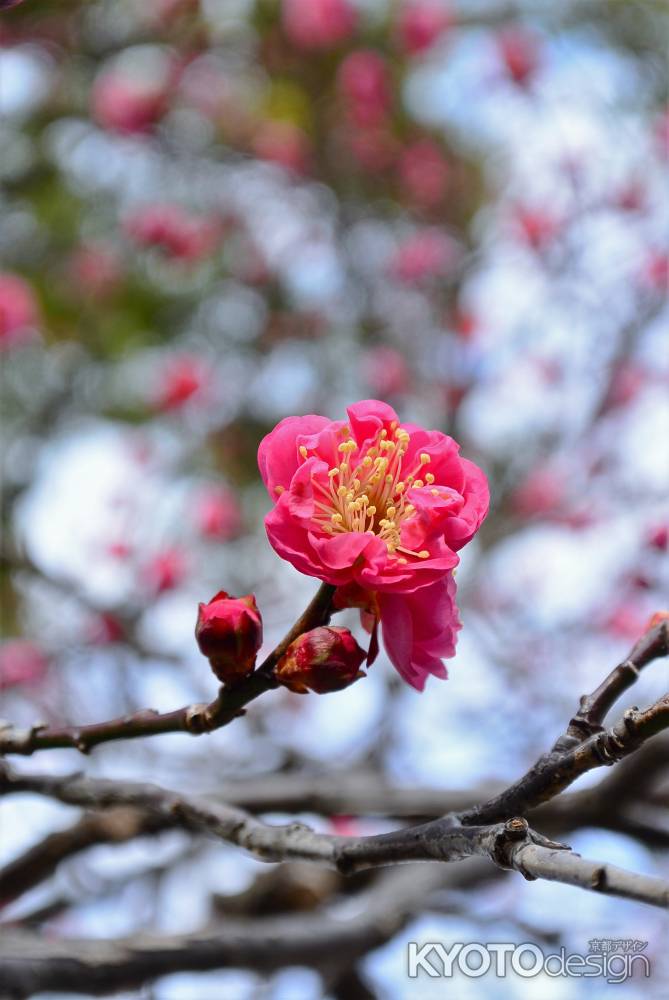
top-left (378, 575), bottom-right (460, 690)
top-left (258, 414), bottom-right (330, 499)
top-left (347, 399), bottom-right (399, 449)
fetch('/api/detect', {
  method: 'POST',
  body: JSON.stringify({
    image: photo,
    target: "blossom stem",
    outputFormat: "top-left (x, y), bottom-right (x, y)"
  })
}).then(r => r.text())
top-left (0, 583), bottom-right (337, 756)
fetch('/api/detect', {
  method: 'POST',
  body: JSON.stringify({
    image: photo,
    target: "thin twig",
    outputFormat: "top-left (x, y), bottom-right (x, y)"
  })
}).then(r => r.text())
top-left (0, 583), bottom-right (336, 756)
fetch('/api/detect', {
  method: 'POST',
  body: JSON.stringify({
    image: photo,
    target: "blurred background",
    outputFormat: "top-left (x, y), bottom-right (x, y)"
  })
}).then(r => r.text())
top-left (1, 0), bottom-right (668, 997)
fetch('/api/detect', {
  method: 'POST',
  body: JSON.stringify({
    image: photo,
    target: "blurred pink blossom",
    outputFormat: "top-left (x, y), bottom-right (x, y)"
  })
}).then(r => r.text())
top-left (513, 206), bottom-right (561, 250)
top-left (497, 28), bottom-right (541, 86)
top-left (337, 50), bottom-right (392, 127)
top-left (0, 641), bottom-right (49, 690)
top-left (195, 487), bottom-right (243, 540)
top-left (452, 309), bottom-right (478, 341)
top-left (68, 243), bottom-right (123, 299)
top-left (282, 0), bottom-right (356, 50)
top-left (346, 125), bottom-right (398, 172)
top-left (511, 467), bottom-right (564, 518)
top-left (153, 355), bottom-right (209, 412)
top-left (398, 139), bottom-right (449, 207)
top-left (92, 69), bottom-right (171, 134)
top-left (396, 1), bottom-right (451, 55)
top-left (363, 346), bottom-right (410, 397)
top-left (106, 540), bottom-right (134, 561)
top-left (640, 250), bottom-right (669, 291)
top-left (646, 524), bottom-right (668, 552)
top-left (654, 107), bottom-right (669, 159)
top-left (253, 120), bottom-right (311, 174)
top-left (125, 204), bottom-right (220, 262)
top-left (601, 603), bottom-right (650, 641)
top-left (601, 363), bottom-right (646, 412)
top-left (86, 613), bottom-right (126, 646)
top-left (143, 548), bottom-right (187, 594)
top-left (389, 229), bottom-right (456, 283)
top-left (615, 180), bottom-right (646, 213)
top-left (0, 273), bottom-right (40, 349)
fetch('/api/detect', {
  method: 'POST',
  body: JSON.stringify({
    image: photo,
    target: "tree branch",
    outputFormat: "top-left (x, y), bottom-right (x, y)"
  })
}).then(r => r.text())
top-left (554, 618), bottom-right (669, 751)
top-left (1, 764), bottom-right (666, 908)
top-left (0, 865), bottom-right (445, 998)
top-left (0, 583), bottom-right (336, 756)
top-left (0, 808), bottom-right (174, 906)
top-left (459, 621), bottom-right (669, 826)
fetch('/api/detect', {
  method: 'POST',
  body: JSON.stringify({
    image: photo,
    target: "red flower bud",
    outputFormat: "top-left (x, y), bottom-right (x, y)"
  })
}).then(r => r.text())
top-left (275, 626), bottom-right (366, 694)
top-left (195, 591), bottom-right (263, 683)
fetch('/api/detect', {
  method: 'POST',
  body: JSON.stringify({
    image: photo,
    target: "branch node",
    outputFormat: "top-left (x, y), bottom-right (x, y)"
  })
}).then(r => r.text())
top-left (590, 866), bottom-right (608, 892)
top-left (183, 704), bottom-right (210, 734)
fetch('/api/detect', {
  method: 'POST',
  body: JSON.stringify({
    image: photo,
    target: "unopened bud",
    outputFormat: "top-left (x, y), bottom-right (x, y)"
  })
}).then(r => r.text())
top-left (275, 626), bottom-right (366, 694)
top-left (195, 590), bottom-right (262, 683)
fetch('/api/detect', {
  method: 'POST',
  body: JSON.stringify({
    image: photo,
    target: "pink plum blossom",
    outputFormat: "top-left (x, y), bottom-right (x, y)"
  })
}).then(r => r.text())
top-left (640, 251), bottom-right (669, 291)
top-left (92, 68), bottom-right (171, 134)
top-left (510, 467), bottom-right (564, 518)
top-left (363, 346), bottom-right (410, 398)
top-left (396, 2), bottom-right (451, 56)
top-left (143, 548), bottom-right (187, 593)
top-left (397, 139), bottom-right (449, 207)
top-left (282, 0), bottom-right (356, 50)
top-left (497, 28), bottom-right (541, 87)
top-left (152, 355), bottom-right (209, 412)
top-left (0, 273), bottom-right (40, 350)
top-left (646, 524), bottom-right (668, 552)
top-left (258, 399), bottom-right (488, 688)
top-left (124, 205), bottom-right (220, 262)
top-left (513, 206), bottom-right (561, 250)
top-left (337, 51), bottom-right (392, 127)
top-left (389, 229), bottom-right (456, 284)
top-left (195, 486), bottom-right (243, 540)
top-left (68, 243), bottom-right (123, 300)
top-left (346, 125), bottom-right (398, 172)
top-left (0, 641), bottom-right (49, 690)
top-left (253, 121), bottom-right (311, 174)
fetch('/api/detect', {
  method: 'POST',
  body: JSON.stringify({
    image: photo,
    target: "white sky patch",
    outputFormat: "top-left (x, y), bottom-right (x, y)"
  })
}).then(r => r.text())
top-left (0, 46), bottom-right (53, 118)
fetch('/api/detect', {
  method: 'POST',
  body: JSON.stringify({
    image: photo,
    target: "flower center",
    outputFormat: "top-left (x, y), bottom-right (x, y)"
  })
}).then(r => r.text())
top-left (304, 422), bottom-right (437, 563)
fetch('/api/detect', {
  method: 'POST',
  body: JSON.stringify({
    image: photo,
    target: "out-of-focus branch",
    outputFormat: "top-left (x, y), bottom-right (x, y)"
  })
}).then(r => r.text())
top-left (0, 546), bottom-right (177, 665)
top-left (0, 582), bottom-right (336, 756)
top-left (0, 808), bottom-right (174, 906)
top-left (0, 865), bottom-right (446, 998)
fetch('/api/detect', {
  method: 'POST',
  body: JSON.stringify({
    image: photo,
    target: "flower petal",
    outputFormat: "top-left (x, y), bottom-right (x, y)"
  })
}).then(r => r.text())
top-left (347, 399), bottom-right (399, 450)
top-left (379, 575), bottom-right (460, 690)
top-left (258, 414), bottom-right (330, 499)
